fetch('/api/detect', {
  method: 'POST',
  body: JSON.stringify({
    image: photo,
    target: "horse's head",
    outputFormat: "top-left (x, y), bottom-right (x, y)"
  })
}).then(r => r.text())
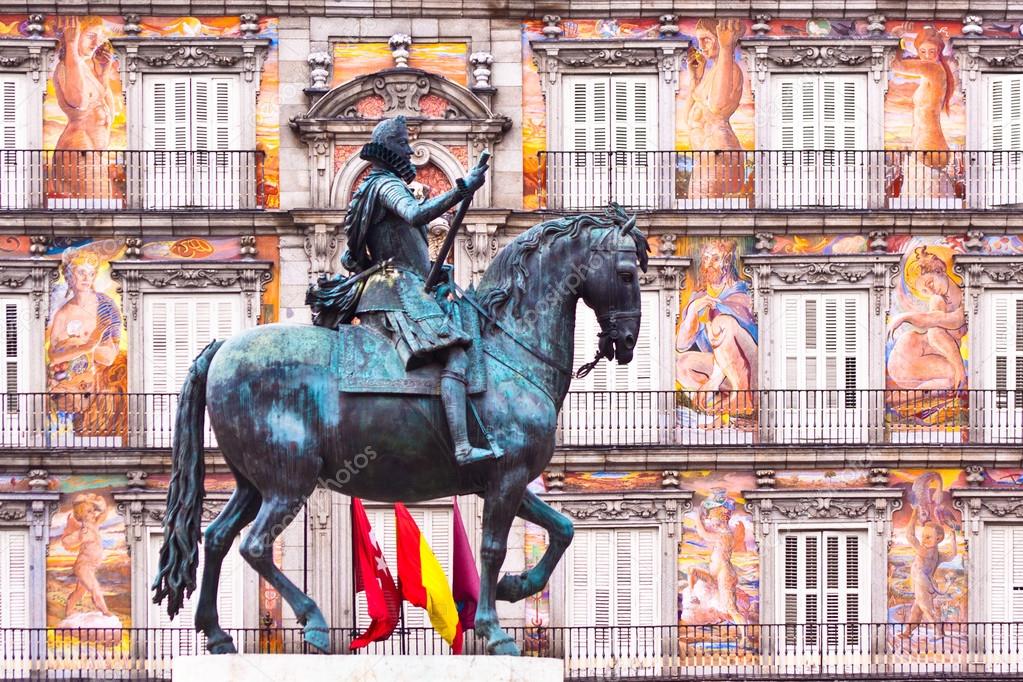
top-left (579, 206), bottom-right (649, 364)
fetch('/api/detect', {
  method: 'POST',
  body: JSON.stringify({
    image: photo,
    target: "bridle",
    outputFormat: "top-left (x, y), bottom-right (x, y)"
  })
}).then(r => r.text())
top-left (575, 227), bottom-right (641, 379)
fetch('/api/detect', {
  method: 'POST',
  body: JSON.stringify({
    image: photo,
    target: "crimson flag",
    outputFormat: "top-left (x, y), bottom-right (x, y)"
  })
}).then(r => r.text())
top-left (350, 498), bottom-right (400, 649)
top-left (451, 498), bottom-right (480, 631)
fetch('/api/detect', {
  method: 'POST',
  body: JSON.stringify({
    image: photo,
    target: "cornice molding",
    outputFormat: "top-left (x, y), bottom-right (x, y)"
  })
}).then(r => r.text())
top-left (741, 37), bottom-right (898, 82)
top-left (113, 490), bottom-right (232, 543)
top-left (530, 38), bottom-right (687, 92)
top-left (743, 253), bottom-right (901, 316)
top-left (954, 254), bottom-right (1023, 317)
top-left (110, 37), bottom-right (270, 84)
top-left (744, 488), bottom-right (903, 537)
top-left (953, 489), bottom-right (1023, 535)
top-left (547, 491), bottom-right (692, 536)
top-left (953, 38), bottom-right (1023, 81)
top-left (0, 492), bottom-right (60, 536)
top-left (0, 38), bottom-right (57, 82)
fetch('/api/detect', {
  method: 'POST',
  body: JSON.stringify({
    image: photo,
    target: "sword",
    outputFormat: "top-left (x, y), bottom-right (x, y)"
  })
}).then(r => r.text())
top-left (424, 150), bottom-right (491, 292)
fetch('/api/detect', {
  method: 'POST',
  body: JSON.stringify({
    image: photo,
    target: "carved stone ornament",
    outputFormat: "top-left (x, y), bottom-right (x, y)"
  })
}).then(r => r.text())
top-left (0, 38), bottom-right (57, 82)
top-left (658, 15), bottom-right (680, 36)
top-left (552, 495), bottom-right (692, 528)
top-left (661, 470), bottom-right (681, 489)
top-left (542, 15), bottom-right (563, 39)
top-left (955, 255), bottom-right (1023, 318)
top-left (111, 38), bottom-right (270, 84)
top-left (0, 493), bottom-right (59, 538)
top-left (111, 261), bottom-right (273, 323)
top-left (756, 470), bottom-right (776, 488)
top-left (462, 223), bottom-right (499, 285)
top-left (530, 39), bottom-right (687, 91)
top-left (953, 39), bottom-right (1023, 81)
top-left (469, 52), bottom-right (494, 89)
top-left (750, 15), bottom-right (772, 35)
top-left (0, 260), bottom-right (59, 320)
top-left (745, 489), bottom-right (903, 538)
top-left (388, 34), bottom-right (412, 69)
top-left (544, 471), bottom-right (565, 491)
top-left (953, 490), bottom-right (1023, 536)
top-left (307, 51), bottom-right (332, 90)
top-left (114, 491), bottom-right (230, 542)
top-left (305, 224), bottom-right (340, 278)
top-left (744, 254), bottom-right (900, 317)
top-left (743, 39), bottom-right (897, 83)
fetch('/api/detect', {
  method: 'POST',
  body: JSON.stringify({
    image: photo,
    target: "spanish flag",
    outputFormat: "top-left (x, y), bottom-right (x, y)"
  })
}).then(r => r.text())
top-left (394, 503), bottom-right (463, 653)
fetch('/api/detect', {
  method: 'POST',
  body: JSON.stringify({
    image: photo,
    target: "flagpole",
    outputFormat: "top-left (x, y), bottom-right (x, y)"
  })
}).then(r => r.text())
top-left (351, 499), bottom-right (357, 641)
top-left (399, 600), bottom-right (407, 655)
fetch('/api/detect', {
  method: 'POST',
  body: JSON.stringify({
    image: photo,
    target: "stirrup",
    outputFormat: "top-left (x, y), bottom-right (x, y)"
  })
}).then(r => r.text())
top-left (455, 445), bottom-right (499, 465)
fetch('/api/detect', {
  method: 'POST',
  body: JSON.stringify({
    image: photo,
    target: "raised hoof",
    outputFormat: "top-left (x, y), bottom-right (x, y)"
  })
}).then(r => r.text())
top-left (304, 627), bottom-right (331, 654)
top-left (496, 571), bottom-right (530, 603)
top-left (455, 446), bottom-right (499, 466)
top-left (207, 636), bottom-right (237, 655)
top-left (487, 636), bottom-right (520, 656)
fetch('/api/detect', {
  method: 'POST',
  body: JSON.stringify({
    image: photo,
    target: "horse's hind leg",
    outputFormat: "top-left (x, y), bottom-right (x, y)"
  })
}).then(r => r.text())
top-left (239, 495), bottom-right (331, 653)
top-left (195, 476), bottom-right (262, 654)
top-left (496, 489), bottom-right (573, 604)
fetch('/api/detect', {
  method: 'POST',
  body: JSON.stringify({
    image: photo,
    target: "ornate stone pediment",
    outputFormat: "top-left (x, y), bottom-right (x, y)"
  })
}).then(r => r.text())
top-left (953, 489), bottom-right (1023, 535)
top-left (0, 259), bottom-right (59, 320)
top-left (955, 255), bottom-right (1023, 316)
top-left (0, 492), bottom-right (59, 537)
top-left (744, 254), bottom-right (901, 316)
top-left (0, 38), bottom-right (57, 82)
top-left (111, 38), bottom-right (271, 83)
top-left (745, 489), bottom-right (903, 538)
top-left (953, 38), bottom-right (1023, 82)
top-left (548, 492), bottom-right (692, 536)
top-left (114, 490), bottom-right (232, 543)
top-left (741, 38), bottom-right (898, 82)
top-left (299, 68), bottom-right (506, 125)
top-left (530, 39), bottom-right (687, 92)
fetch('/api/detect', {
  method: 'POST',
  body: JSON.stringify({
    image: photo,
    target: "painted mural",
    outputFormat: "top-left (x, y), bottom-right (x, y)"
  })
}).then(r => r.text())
top-left (674, 237), bottom-right (758, 432)
top-left (518, 18), bottom-right (1023, 208)
top-left (888, 470), bottom-right (967, 648)
top-left (47, 479), bottom-right (131, 636)
top-left (0, 15), bottom-right (281, 208)
top-left (332, 41), bottom-right (468, 86)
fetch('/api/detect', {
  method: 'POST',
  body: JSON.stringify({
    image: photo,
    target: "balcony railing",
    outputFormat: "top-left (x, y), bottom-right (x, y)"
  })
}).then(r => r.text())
top-left (0, 389), bottom-right (1019, 450)
top-left (538, 149), bottom-right (1023, 211)
top-left (1, 623), bottom-right (1021, 679)
top-left (0, 150), bottom-right (266, 210)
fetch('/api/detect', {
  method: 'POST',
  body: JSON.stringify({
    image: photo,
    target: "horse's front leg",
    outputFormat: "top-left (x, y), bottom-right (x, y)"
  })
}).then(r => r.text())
top-left (475, 468), bottom-right (528, 655)
top-left (496, 489), bottom-right (573, 603)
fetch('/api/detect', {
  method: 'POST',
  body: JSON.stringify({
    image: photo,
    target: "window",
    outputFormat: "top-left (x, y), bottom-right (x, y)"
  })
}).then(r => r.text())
top-left (355, 504), bottom-right (452, 652)
top-left (773, 292), bottom-right (867, 442)
top-left (769, 75), bottom-right (866, 208)
top-left (0, 528), bottom-right (29, 628)
top-left (142, 75), bottom-right (243, 208)
top-left (0, 75), bottom-right (27, 209)
top-left (986, 524), bottom-right (1023, 652)
top-left (565, 527), bottom-right (659, 674)
top-left (780, 530), bottom-right (866, 652)
top-left (564, 291), bottom-right (661, 445)
top-left (559, 75), bottom-right (658, 209)
top-left (144, 294), bottom-right (241, 446)
top-left (986, 74), bottom-right (1023, 206)
top-left (146, 530), bottom-right (246, 651)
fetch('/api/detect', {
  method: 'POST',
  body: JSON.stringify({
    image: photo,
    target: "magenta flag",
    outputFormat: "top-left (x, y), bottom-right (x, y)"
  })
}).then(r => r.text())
top-left (451, 497), bottom-right (480, 630)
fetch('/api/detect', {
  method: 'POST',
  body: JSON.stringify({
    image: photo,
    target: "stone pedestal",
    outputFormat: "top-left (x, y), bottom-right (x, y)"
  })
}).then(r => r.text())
top-left (173, 654), bottom-right (563, 681)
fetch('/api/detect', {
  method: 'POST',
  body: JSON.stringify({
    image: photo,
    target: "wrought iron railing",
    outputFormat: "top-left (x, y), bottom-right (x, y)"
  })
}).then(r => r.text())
top-left (1, 623), bottom-right (1021, 679)
top-left (0, 389), bottom-right (1018, 450)
top-left (538, 149), bottom-right (1023, 211)
top-left (0, 150), bottom-right (266, 210)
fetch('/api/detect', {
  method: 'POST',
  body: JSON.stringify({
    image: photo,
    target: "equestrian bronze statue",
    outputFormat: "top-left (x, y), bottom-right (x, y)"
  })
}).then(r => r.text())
top-left (152, 115), bottom-right (649, 657)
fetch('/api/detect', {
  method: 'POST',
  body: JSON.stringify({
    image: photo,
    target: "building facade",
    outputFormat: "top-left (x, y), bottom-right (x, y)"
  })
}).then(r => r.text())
top-left (0, 1), bottom-right (1022, 677)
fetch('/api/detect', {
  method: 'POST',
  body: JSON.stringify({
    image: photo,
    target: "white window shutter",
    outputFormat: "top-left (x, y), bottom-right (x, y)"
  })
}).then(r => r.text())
top-left (564, 76), bottom-right (610, 153)
top-left (989, 75), bottom-right (1023, 152)
top-left (193, 76), bottom-right (240, 152)
top-left (774, 76), bottom-right (819, 152)
top-left (145, 295), bottom-right (243, 393)
top-left (0, 298), bottom-right (24, 395)
top-left (610, 76), bottom-right (657, 152)
top-left (820, 76), bottom-right (866, 151)
top-left (144, 76), bottom-right (191, 151)
top-left (571, 300), bottom-right (608, 392)
top-left (0, 528), bottom-right (29, 628)
top-left (988, 525), bottom-right (1023, 622)
top-left (988, 293), bottom-right (1023, 403)
top-left (0, 75), bottom-right (26, 153)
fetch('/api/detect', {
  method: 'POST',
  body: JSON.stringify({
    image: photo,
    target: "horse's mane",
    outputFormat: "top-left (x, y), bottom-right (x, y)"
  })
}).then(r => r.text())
top-left (476, 205), bottom-right (649, 322)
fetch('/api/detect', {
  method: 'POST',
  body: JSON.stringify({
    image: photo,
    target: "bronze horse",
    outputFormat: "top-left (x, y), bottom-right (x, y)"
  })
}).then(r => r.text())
top-left (152, 207), bottom-right (648, 656)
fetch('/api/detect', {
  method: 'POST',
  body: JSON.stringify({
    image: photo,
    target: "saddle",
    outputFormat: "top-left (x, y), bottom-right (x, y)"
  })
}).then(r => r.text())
top-left (330, 296), bottom-right (487, 396)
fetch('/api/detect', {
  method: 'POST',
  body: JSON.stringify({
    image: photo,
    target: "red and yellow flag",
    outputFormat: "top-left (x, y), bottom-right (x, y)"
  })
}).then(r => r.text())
top-left (394, 503), bottom-right (463, 653)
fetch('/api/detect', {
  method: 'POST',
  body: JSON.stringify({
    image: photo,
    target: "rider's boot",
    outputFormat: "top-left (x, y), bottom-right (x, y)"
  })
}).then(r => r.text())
top-left (441, 369), bottom-right (496, 465)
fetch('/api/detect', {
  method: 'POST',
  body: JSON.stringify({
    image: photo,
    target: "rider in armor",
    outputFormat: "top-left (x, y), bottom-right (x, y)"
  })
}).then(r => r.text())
top-left (314, 116), bottom-right (495, 466)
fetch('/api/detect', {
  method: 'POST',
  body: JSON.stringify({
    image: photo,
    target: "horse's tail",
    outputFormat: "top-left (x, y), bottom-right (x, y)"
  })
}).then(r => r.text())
top-left (151, 339), bottom-right (224, 618)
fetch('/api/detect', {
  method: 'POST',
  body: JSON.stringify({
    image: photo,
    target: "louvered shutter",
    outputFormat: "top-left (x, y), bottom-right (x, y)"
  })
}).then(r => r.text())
top-left (820, 77), bottom-right (866, 152)
top-left (0, 528), bottom-right (29, 628)
top-left (989, 75), bottom-right (1023, 153)
top-left (565, 76), bottom-right (609, 155)
top-left (0, 75), bottom-right (25, 154)
top-left (987, 525), bottom-right (1023, 622)
top-left (611, 76), bottom-right (656, 153)
top-left (0, 298), bottom-right (24, 401)
top-left (777, 293), bottom-right (865, 392)
top-left (145, 294), bottom-right (242, 393)
top-left (775, 76), bottom-right (819, 154)
top-left (144, 76), bottom-right (190, 153)
top-left (782, 532), bottom-right (820, 648)
top-left (192, 77), bottom-right (240, 152)
top-left (989, 293), bottom-right (1023, 407)
top-left (822, 531), bottom-right (863, 649)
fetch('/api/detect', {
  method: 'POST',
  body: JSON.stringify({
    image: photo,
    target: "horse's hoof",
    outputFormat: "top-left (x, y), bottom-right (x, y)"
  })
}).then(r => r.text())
top-left (487, 636), bottom-right (520, 656)
top-left (208, 637), bottom-right (237, 655)
top-left (304, 627), bottom-right (331, 654)
top-left (496, 572), bottom-right (530, 603)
